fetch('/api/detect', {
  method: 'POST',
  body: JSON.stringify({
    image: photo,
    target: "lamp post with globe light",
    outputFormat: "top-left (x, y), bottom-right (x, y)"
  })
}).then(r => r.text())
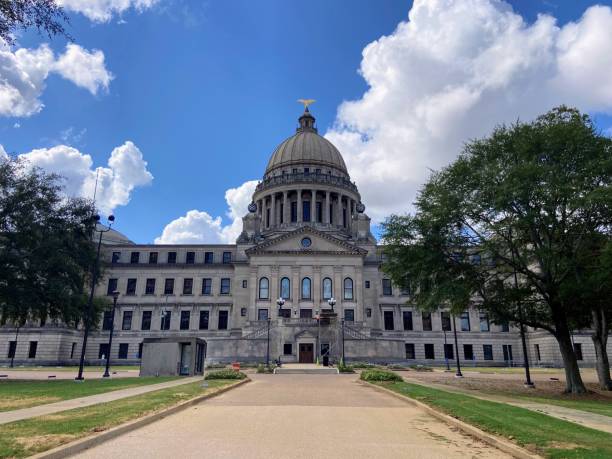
top-left (76, 214), bottom-right (115, 381)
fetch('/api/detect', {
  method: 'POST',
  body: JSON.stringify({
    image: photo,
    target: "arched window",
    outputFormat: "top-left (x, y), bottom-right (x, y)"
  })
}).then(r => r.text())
top-left (259, 277), bottom-right (269, 299)
top-left (343, 278), bottom-right (354, 300)
top-left (322, 277), bottom-right (332, 300)
top-left (280, 277), bottom-right (290, 299)
top-left (302, 277), bottom-right (311, 299)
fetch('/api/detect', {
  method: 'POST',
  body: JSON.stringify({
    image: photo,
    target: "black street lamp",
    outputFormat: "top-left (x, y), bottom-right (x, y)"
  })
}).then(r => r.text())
top-left (265, 316), bottom-right (271, 368)
top-left (327, 297), bottom-right (336, 311)
top-left (76, 214), bottom-right (115, 381)
top-left (341, 318), bottom-right (346, 364)
top-left (276, 297), bottom-right (285, 315)
top-left (102, 290), bottom-right (120, 378)
top-left (452, 314), bottom-right (463, 378)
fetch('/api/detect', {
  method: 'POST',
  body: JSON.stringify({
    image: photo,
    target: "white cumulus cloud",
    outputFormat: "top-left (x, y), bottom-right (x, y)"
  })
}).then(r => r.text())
top-left (155, 180), bottom-right (258, 244)
top-left (325, 0), bottom-right (612, 221)
top-left (13, 141), bottom-right (152, 214)
top-left (0, 42), bottom-right (112, 117)
top-left (58, 0), bottom-right (159, 22)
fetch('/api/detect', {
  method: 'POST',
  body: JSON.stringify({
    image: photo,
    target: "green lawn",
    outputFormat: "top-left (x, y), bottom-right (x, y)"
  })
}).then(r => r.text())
top-left (0, 379), bottom-right (240, 458)
top-left (0, 377), bottom-right (178, 411)
top-left (377, 380), bottom-right (612, 459)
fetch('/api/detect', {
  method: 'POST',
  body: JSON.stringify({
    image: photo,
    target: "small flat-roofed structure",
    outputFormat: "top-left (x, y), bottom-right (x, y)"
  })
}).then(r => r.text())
top-left (140, 337), bottom-right (206, 377)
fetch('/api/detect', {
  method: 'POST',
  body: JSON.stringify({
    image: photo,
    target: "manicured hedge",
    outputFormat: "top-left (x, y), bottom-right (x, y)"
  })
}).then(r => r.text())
top-left (360, 369), bottom-right (402, 382)
top-left (204, 369), bottom-right (247, 380)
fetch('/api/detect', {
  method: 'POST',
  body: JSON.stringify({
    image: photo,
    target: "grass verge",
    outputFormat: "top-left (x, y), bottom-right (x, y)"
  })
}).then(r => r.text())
top-left (0, 377), bottom-right (178, 412)
top-left (0, 379), bottom-right (238, 458)
top-left (511, 394), bottom-right (612, 418)
top-left (377, 380), bottom-right (612, 459)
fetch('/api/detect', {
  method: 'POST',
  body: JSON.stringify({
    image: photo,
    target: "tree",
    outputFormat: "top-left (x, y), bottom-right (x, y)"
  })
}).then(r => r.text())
top-left (382, 107), bottom-right (612, 394)
top-left (0, 0), bottom-right (69, 45)
top-left (0, 158), bottom-right (99, 346)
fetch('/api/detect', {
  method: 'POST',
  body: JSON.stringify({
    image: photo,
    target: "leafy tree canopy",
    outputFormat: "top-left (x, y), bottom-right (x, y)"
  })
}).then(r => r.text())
top-left (0, 0), bottom-right (69, 45)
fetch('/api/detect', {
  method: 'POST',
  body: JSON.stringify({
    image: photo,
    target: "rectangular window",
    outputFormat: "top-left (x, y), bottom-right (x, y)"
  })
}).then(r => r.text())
top-left (130, 251), bottom-right (140, 264)
top-left (126, 278), bottom-right (137, 295)
top-left (344, 309), bottom-right (355, 322)
top-left (383, 310), bottom-right (394, 330)
top-left (102, 310), bottom-right (113, 331)
top-left (574, 343), bottom-right (583, 360)
top-left (382, 279), bottom-right (393, 296)
top-left (164, 278), bottom-right (174, 295)
top-left (180, 310), bottom-right (190, 330)
top-left (107, 278), bottom-right (118, 295)
top-left (141, 311), bottom-right (152, 330)
top-left (199, 310), bottom-right (209, 330)
top-left (280, 204), bottom-right (284, 224)
top-left (460, 311), bottom-right (471, 331)
top-left (441, 311), bottom-right (451, 331)
top-left (444, 343), bottom-right (454, 360)
top-left (365, 280), bottom-right (370, 289)
top-left (291, 202), bottom-right (297, 222)
top-left (204, 252), bottom-right (214, 264)
top-left (464, 344), bottom-right (474, 360)
top-left (138, 342), bottom-right (143, 359)
top-left (534, 344), bottom-right (541, 361)
top-left (242, 280), bottom-right (247, 288)
top-left (483, 344), bottom-right (493, 360)
top-left (122, 311), bottom-right (132, 330)
top-left (422, 312), bottom-right (432, 331)
top-left (28, 341), bottom-right (37, 358)
top-left (424, 343), bottom-right (435, 360)
top-left (342, 207), bottom-right (346, 227)
top-left (283, 343), bottom-right (293, 355)
top-left (502, 344), bottom-right (513, 362)
top-left (202, 278), bottom-right (212, 295)
top-left (479, 313), bottom-right (490, 332)
top-left (501, 321), bottom-right (510, 332)
top-left (145, 278), bottom-right (155, 295)
top-left (118, 343), bottom-right (129, 359)
top-left (303, 200), bottom-right (311, 222)
top-left (400, 277), bottom-right (411, 296)
top-left (167, 251), bottom-right (177, 264)
top-left (220, 278), bottom-right (231, 294)
top-left (266, 208), bottom-right (270, 227)
top-left (222, 251), bottom-right (232, 264)
top-left (316, 201), bottom-right (322, 222)
top-left (403, 311), bottom-right (413, 330)
top-left (148, 251), bottom-right (158, 264)
top-left (186, 251), bottom-right (195, 264)
top-left (405, 343), bottom-right (415, 359)
top-left (112, 251), bottom-right (121, 263)
top-left (161, 311), bottom-right (172, 330)
top-left (183, 278), bottom-right (193, 295)
top-left (218, 310), bottom-right (229, 330)
top-left (98, 343), bottom-right (109, 359)
top-left (7, 341), bottom-right (16, 359)
top-left (299, 309), bottom-right (311, 318)
top-left (258, 309), bottom-right (269, 321)
top-left (279, 308), bottom-right (291, 318)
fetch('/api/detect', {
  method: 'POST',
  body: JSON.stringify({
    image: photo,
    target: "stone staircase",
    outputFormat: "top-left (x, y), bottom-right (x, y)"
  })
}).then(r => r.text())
top-left (273, 364), bottom-right (339, 375)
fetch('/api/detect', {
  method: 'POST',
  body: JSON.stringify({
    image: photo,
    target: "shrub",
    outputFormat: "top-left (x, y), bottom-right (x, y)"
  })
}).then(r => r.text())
top-left (204, 369), bottom-right (247, 380)
top-left (337, 362), bottom-right (355, 373)
top-left (256, 364), bottom-right (274, 374)
top-left (360, 369), bottom-right (402, 382)
top-left (206, 363), bottom-right (227, 369)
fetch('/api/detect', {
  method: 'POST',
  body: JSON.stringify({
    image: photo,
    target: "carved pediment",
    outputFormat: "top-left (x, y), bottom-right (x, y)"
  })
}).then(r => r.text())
top-left (245, 226), bottom-right (367, 256)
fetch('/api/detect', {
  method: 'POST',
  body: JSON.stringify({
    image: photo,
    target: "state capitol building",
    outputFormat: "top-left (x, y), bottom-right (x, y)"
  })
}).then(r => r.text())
top-left (0, 107), bottom-right (599, 370)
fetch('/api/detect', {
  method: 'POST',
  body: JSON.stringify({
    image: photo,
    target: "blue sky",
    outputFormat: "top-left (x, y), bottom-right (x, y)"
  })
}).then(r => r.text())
top-left (2, 0), bottom-right (612, 243)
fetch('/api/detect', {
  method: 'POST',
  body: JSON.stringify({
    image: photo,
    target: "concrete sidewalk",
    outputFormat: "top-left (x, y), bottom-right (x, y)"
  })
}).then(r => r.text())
top-left (402, 375), bottom-right (612, 434)
top-left (0, 377), bottom-right (200, 425)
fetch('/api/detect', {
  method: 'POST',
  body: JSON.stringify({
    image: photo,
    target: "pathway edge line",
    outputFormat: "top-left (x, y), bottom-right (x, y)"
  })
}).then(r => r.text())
top-left (361, 380), bottom-right (541, 459)
top-left (29, 378), bottom-right (250, 459)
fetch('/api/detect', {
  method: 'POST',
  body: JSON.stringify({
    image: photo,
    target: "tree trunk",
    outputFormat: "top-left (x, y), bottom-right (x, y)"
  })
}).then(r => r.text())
top-left (553, 308), bottom-right (587, 394)
top-left (591, 307), bottom-right (612, 391)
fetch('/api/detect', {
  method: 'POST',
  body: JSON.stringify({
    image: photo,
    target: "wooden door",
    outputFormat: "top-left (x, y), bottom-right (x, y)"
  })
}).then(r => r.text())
top-left (299, 343), bottom-right (314, 363)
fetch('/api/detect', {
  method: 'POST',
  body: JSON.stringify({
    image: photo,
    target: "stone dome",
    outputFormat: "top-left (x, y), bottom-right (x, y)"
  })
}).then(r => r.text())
top-left (264, 108), bottom-right (348, 177)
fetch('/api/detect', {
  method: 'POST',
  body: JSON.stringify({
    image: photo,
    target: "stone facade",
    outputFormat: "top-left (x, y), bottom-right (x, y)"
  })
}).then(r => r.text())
top-left (1, 108), bottom-right (609, 368)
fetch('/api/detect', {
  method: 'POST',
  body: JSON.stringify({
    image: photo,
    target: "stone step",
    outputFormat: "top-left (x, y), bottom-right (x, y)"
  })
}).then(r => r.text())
top-left (274, 367), bottom-right (339, 375)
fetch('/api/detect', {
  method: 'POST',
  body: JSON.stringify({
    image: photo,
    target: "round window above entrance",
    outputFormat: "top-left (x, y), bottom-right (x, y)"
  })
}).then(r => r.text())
top-left (301, 237), bottom-right (312, 248)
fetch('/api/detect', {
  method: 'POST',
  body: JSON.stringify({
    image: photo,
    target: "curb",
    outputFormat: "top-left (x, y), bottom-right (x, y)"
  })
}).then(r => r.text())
top-left (361, 381), bottom-right (541, 459)
top-left (29, 378), bottom-right (250, 459)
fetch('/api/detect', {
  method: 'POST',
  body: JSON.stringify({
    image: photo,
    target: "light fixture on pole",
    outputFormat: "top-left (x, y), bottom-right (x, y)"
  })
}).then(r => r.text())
top-left (276, 297), bottom-right (285, 315)
top-left (102, 290), bottom-right (119, 378)
top-left (327, 297), bottom-right (336, 311)
top-left (76, 214), bottom-right (115, 381)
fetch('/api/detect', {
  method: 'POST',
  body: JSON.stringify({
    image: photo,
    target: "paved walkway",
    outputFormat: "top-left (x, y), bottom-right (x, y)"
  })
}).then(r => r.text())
top-left (402, 375), bottom-right (612, 434)
top-left (0, 377), bottom-right (200, 425)
top-left (75, 374), bottom-right (511, 459)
